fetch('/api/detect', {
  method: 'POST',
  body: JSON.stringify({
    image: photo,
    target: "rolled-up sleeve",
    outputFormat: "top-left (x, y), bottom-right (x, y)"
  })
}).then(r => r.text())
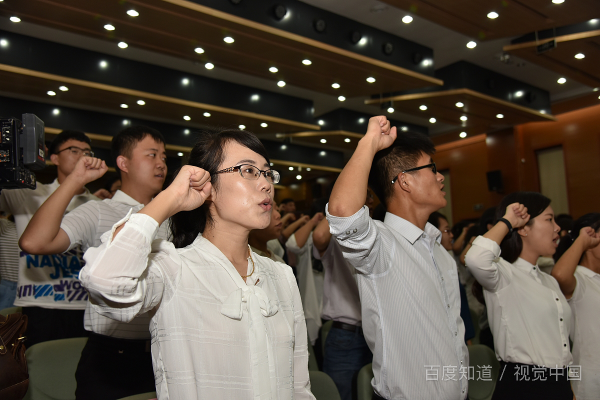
top-left (465, 236), bottom-right (503, 292)
top-left (326, 204), bottom-right (382, 275)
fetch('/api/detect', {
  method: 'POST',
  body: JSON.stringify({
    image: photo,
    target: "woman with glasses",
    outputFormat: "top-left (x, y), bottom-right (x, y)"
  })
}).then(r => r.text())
top-left (79, 129), bottom-right (315, 400)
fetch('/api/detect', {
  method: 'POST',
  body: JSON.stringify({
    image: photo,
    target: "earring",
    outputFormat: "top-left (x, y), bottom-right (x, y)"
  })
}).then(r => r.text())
top-left (525, 234), bottom-right (528, 237)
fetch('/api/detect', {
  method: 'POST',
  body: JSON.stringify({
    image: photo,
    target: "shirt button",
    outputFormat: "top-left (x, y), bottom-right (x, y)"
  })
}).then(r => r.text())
top-left (353, 228), bottom-right (357, 233)
top-left (447, 304), bottom-right (450, 308)
top-left (346, 230), bottom-right (351, 235)
top-left (564, 344), bottom-right (567, 347)
top-left (533, 267), bottom-right (536, 270)
top-left (560, 318), bottom-right (563, 322)
top-left (556, 298), bottom-right (559, 301)
top-left (455, 332), bottom-right (457, 336)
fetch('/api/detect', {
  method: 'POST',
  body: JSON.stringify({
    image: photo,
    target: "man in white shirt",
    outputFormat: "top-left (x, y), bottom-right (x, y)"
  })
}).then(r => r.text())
top-left (0, 130), bottom-right (99, 346)
top-left (20, 126), bottom-right (168, 399)
top-left (326, 116), bottom-right (468, 400)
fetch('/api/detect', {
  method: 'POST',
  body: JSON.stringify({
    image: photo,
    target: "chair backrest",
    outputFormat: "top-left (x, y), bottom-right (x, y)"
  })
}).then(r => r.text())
top-left (0, 306), bottom-right (22, 316)
top-left (309, 370), bottom-right (341, 400)
top-left (468, 344), bottom-right (500, 400)
top-left (307, 337), bottom-right (319, 371)
top-left (23, 337), bottom-right (88, 400)
top-left (470, 308), bottom-right (481, 345)
top-left (320, 320), bottom-right (333, 355)
top-left (117, 392), bottom-right (157, 400)
top-left (356, 363), bottom-right (374, 400)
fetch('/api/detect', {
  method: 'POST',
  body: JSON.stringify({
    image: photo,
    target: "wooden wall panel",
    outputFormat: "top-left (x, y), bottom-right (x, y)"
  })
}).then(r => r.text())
top-left (486, 128), bottom-right (519, 206)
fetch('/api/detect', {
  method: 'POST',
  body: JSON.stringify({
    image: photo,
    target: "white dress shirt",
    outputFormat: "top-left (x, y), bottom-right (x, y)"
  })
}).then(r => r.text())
top-left (569, 266), bottom-right (600, 400)
top-left (61, 190), bottom-right (170, 339)
top-left (80, 212), bottom-right (314, 400)
top-left (465, 236), bottom-right (572, 367)
top-left (327, 205), bottom-right (468, 400)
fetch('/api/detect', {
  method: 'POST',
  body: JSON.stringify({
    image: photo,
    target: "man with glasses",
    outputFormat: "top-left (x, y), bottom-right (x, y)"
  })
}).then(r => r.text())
top-left (327, 116), bottom-right (468, 400)
top-left (0, 130), bottom-right (100, 345)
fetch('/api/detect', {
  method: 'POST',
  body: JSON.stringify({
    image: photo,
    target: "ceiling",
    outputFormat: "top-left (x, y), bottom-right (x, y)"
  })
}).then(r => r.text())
top-left (0, 0), bottom-right (598, 181)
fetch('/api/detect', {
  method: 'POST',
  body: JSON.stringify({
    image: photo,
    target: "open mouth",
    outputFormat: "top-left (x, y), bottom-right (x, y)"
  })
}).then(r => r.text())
top-left (260, 198), bottom-right (273, 211)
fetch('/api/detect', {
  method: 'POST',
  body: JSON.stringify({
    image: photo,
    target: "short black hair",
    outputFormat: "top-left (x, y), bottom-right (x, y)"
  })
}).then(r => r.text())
top-left (280, 198), bottom-right (295, 205)
top-left (555, 214), bottom-right (574, 233)
top-left (554, 213), bottom-right (600, 262)
top-left (368, 131), bottom-right (435, 207)
top-left (49, 130), bottom-right (91, 155)
top-left (427, 211), bottom-right (447, 229)
top-left (111, 126), bottom-right (165, 175)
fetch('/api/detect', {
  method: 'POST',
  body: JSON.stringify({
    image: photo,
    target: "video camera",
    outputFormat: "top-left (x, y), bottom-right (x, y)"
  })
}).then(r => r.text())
top-left (0, 114), bottom-right (45, 190)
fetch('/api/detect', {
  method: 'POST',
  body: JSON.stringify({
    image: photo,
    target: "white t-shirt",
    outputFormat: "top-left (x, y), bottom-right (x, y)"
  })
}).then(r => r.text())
top-left (0, 179), bottom-right (98, 309)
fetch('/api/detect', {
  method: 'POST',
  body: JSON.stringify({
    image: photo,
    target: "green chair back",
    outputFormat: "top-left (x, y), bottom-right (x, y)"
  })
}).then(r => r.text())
top-left (470, 308), bottom-right (481, 345)
top-left (0, 306), bottom-right (22, 316)
top-left (309, 370), bottom-right (341, 400)
top-left (356, 363), bottom-right (374, 400)
top-left (320, 320), bottom-right (333, 355)
top-left (23, 337), bottom-right (88, 400)
top-left (307, 338), bottom-right (319, 371)
top-left (118, 392), bottom-right (157, 400)
top-left (468, 344), bottom-right (500, 400)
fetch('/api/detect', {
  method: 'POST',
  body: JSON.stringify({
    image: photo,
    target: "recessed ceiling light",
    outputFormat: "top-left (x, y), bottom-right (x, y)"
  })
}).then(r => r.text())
top-left (182, 78), bottom-right (189, 85)
top-left (358, 37), bottom-right (368, 45)
top-left (318, 120), bottom-right (325, 126)
top-left (120, 104), bottom-right (128, 108)
top-left (0, 39), bottom-right (7, 47)
top-left (203, 112), bottom-right (211, 117)
top-left (52, 108), bottom-right (60, 115)
top-left (402, 15), bottom-right (413, 24)
top-left (99, 60), bottom-right (108, 68)
top-left (515, 91), bottom-right (524, 97)
top-left (466, 41), bottom-right (477, 49)
top-left (289, 166), bottom-right (294, 171)
top-left (320, 139), bottom-right (327, 143)
top-left (302, 59), bottom-right (312, 65)
top-left (177, 152), bottom-right (184, 157)
top-left (137, 100), bottom-right (145, 105)
top-left (552, 0), bottom-right (565, 3)
top-left (320, 151), bottom-right (326, 156)
top-left (338, 96), bottom-right (346, 101)
top-left (59, 86), bottom-right (69, 91)
top-left (195, 47), bottom-right (204, 54)
top-left (306, 168), bottom-right (311, 171)
top-left (496, 113), bottom-right (504, 118)
top-left (281, 145), bottom-right (287, 150)
top-left (205, 63), bottom-right (214, 70)
top-left (47, 91), bottom-right (56, 96)
top-left (455, 102), bottom-right (464, 107)
top-left (344, 138), bottom-right (351, 143)
top-left (459, 132), bottom-right (467, 138)
top-left (250, 94), bottom-right (260, 102)
top-left (122, 119), bottom-right (130, 125)
top-left (487, 11), bottom-right (499, 19)
top-left (223, 36), bottom-right (234, 44)
top-left (332, 83), bottom-right (340, 89)
top-left (104, 24), bottom-right (115, 31)
top-left (387, 107), bottom-right (394, 113)
top-left (574, 53), bottom-right (585, 59)
top-left (239, 125), bottom-right (246, 130)
top-left (594, 87), bottom-right (599, 91)
top-left (540, 110), bottom-right (547, 114)
top-left (401, 126), bottom-right (408, 132)
top-left (183, 115), bottom-right (191, 121)
top-left (277, 80), bottom-right (286, 87)
top-left (557, 77), bottom-right (567, 84)
top-left (419, 105), bottom-right (427, 111)
top-left (296, 175), bottom-right (302, 180)
top-left (270, 163), bottom-right (274, 167)
top-left (184, 129), bottom-right (190, 134)
top-left (366, 77), bottom-right (376, 83)
top-left (460, 115), bottom-right (468, 121)
top-left (358, 118), bottom-right (365, 124)
top-left (429, 118), bottom-right (436, 123)
top-left (261, 123), bottom-right (268, 128)
top-left (10, 17), bottom-right (21, 23)
top-left (127, 10), bottom-right (139, 17)
top-left (269, 67), bottom-right (278, 73)
top-left (118, 42), bottom-right (128, 49)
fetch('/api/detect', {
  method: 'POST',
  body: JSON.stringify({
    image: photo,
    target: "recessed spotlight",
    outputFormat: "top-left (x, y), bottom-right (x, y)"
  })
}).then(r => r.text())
top-left (127, 10), bottom-right (139, 17)
top-left (401, 126), bottom-right (408, 132)
top-left (487, 11), bottom-right (499, 19)
top-left (402, 15), bottom-right (413, 24)
top-left (306, 168), bottom-right (311, 171)
top-left (104, 24), bottom-right (115, 31)
top-left (281, 145), bottom-right (287, 150)
top-left (302, 59), bottom-right (312, 65)
top-left (515, 91), bottom-right (524, 97)
top-left (540, 110), bottom-right (547, 114)
top-left (594, 88), bottom-right (599, 92)
top-left (496, 113), bottom-right (504, 118)
top-left (277, 80), bottom-right (286, 87)
top-left (459, 132), bottom-right (467, 138)
top-left (344, 138), bottom-right (351, 143)
top-left (47, 91), bottom-right (56, 96)
top-left (239, 125), bottom-right (246, 130)
top-left (419, 105), bottom-right (427, 111)
top-left (289, 166), bottom-right (294, 171)
top-left (320, 151), bottom-right (326, 156)
top-left (366, 77), bottom-right (376, 83)
top-left (205, 63), bottom-right (214, 70)
top-left (429, 118), bottom-right (436, 123)
top-left (195, 47), bottom-right (205, 54)
top-left (557, 77), bottom-right (567, 84)
top-left (0, 39), bottom-right (7, 47)
top-left (118, 42), bottom-right (128, 49)
top-left (177, 152), bottom-right (184, 157)
top-left (250, 94), bottom-right (260, 102)
top-left (10, 17), bottom-right (21, 23)
top-left (184, 129), bottom-right (190, 134)
top-left (182, 78), bottom-right (189, 85)
top-left (99, 60), bottom-right (108, 68)
top-left (338, 96), bottom-right (346, 101)
top-left (387, 107), bottom-right (394, 113)
top-left (574, 53), bottom-right (585, 59)
top-left (204, 112), bottom-right (211, 117)
top-left (318, 120), bottom-right (325, 126)
top-left (269, 67), bottom-right (278, 73)
top-left (466, 41), bottom-right (477, 49)
top-left (183, 115), bottom-right (191, 121)
top-left (422, 59), bottom-right (432, 67)
top-left (261, 123), bottom-right (268, 128)
top-left (52, 108), bottom-right (60, 115)
top-left (120, 104), bottom-right (128, 108)
top-left (460, 115), bottom-right (468, 121)
top-left (455, 102), bottom-right (464, 107)
top-left (270, 163), bottom-right (274, 167)
top-left (320, 139), bottom-right (327, 143)
top-left (296, 175), bottom-right (302, 180)
top-left (223, 36), bottom-right (234, 44)
top-left (358, 37), bottom-right (368, 45)
top-left (137, 100), bottom-right (145, 105)
top-left (552, 0), bottom-right (565, 3)
top-left (358, 118), bottom-right (365, 124)
top-left (122, 119), bottom-right (130, 125)
top-left (332, 83), bottom-right (340, 89)
top-left (59, 86), bottom-right (69, 91)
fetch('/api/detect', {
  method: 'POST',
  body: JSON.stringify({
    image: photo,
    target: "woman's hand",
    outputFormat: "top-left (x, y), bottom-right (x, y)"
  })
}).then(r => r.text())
top-left (503, 202), bottom-right (530, 229)
top-left (575, 227), bottom-right (600, 252)
top-left (166, 165), bottom-right (212, 214)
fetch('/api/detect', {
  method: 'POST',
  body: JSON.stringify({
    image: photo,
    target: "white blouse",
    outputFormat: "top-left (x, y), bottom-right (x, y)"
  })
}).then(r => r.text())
top-left (80, 212), bottom-right (314, 400)
top-left (465, 236), bottom-right (572, 367)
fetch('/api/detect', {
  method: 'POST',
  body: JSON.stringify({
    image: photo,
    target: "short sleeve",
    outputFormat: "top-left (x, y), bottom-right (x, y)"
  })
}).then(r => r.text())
top-left (569, 270), bottom-right (586, 304)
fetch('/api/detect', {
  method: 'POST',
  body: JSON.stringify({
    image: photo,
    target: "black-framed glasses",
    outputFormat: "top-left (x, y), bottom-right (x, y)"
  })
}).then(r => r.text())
top-left (56, 146), bottom-right (94, 158)
top-left (214, 164), bottom-right (280, 184)
top-left (391, 162), bottom-right (437, 184)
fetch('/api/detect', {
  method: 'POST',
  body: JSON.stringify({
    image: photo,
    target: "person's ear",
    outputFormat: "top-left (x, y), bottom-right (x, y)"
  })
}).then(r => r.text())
top-left (116, 155), bottom-right (128, 174)
top-left (399, 173), bottom-right (411, 193)
top-left (50, 153), bottom-right (59, 166)
top-left (517, 225), bottom-right (530, 238)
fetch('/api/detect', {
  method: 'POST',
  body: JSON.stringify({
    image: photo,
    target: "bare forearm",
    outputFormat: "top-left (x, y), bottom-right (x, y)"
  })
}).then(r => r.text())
top-left (294, 220), bottom-right (317, 249)
top-left (552, 241), bottom-right (583, 297)
top-left (282, 218), bottom-right (305, 240)
top-left (312, 218), bottom-right (331, 255)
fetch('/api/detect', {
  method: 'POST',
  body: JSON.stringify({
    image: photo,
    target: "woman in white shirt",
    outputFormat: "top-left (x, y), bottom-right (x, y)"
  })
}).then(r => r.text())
top-left (465, 192), bottom-right (573, 400)
top-left (551, 213), bottom-right (600, 400)
top-left (80, 130), bottom-right (314, 400)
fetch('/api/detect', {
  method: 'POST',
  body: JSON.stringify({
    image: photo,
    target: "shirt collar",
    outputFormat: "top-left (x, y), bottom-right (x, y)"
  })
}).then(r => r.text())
top-left (51, 178), bottom-right (92, 196)
top-left (110, 190), bottom-right (141, 207)
top-left (383, 212), bottom-right (441, 246)
top-left (576, 265), bottom-right (600, 279)
top-left (513, 257), bottom-right (540, 275)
